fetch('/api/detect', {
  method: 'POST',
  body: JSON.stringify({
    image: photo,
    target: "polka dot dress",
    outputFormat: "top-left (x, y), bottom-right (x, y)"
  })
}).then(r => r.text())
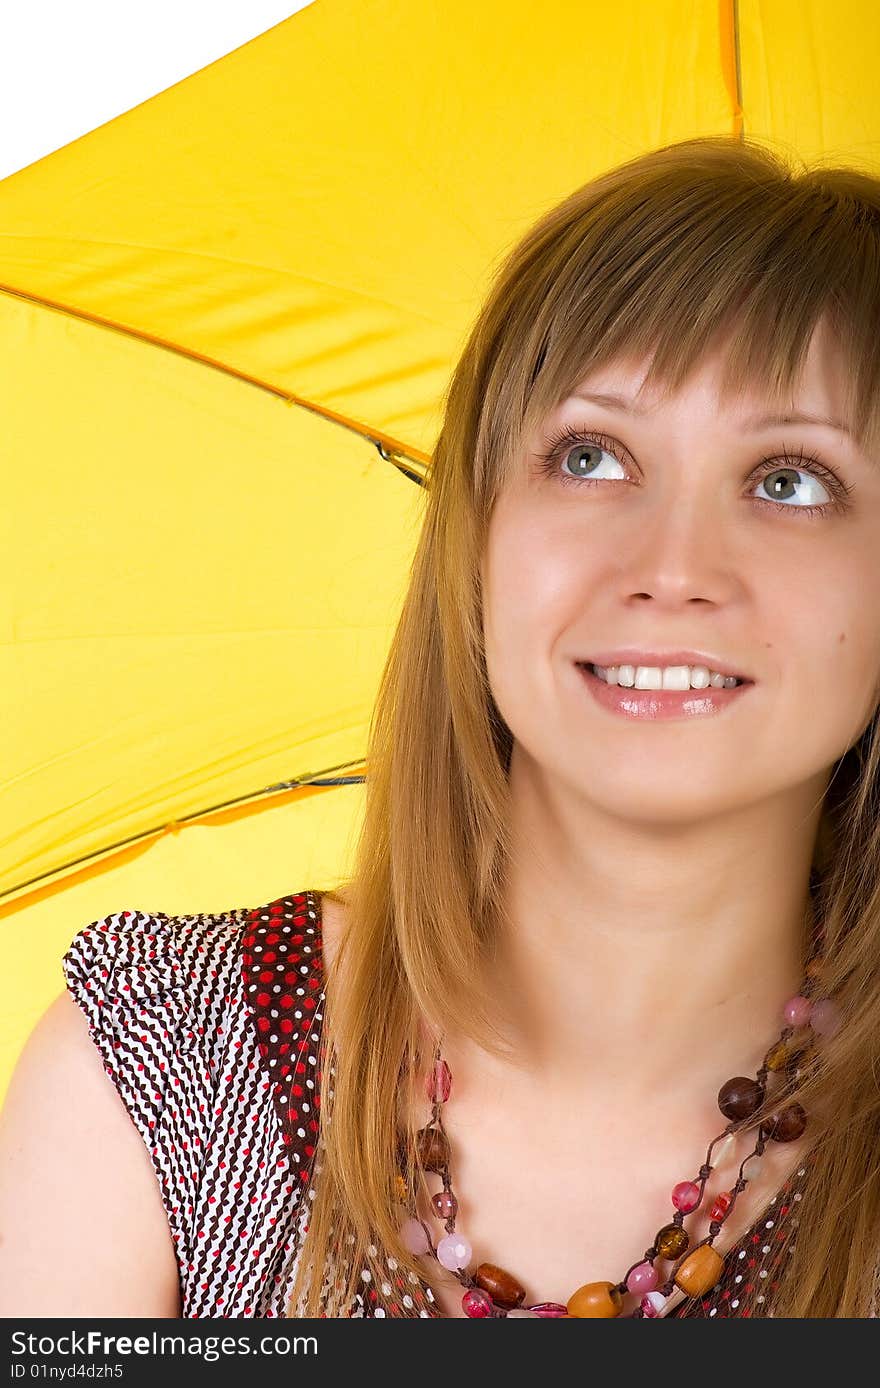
top-left (62, 893), bottom-right (324, 1317)
top-left (62, 889), bottom-right (831, 1319)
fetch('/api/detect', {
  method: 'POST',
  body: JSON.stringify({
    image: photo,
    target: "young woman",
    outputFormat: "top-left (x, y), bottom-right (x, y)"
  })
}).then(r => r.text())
top-left (3, 134), bottom-right (880, 1319)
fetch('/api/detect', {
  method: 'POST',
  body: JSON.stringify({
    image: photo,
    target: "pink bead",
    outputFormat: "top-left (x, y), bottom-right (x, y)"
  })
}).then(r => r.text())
top-left (437, 1231), bottom-right (472, 1271)
top-left (810, 997), bottom-right (841, 1037)
top-left (462, 1287), bottom-right (494, 1317)
top-left (431, 1189), bottom-right (458, 1220)
top-left (528, 1302), bottom-right (569, 1317)
top-left (783, 994), bottom-right (813, 1028)
top-left (640, 1291), bottom-right (667, 1317)
top-left (426, 1058), bottom-right (452, 1103)
top-left (399, 1217), bottom-right (431, 1255)
top-left (627, 1260), bottom-right (659, 1293)
top-left (671, 1181), bottom-right (701, 1214)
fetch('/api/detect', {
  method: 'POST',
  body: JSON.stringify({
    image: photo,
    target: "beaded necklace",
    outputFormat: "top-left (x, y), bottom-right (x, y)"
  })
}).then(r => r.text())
top-left (396, 949), bottom-right (839, 1318)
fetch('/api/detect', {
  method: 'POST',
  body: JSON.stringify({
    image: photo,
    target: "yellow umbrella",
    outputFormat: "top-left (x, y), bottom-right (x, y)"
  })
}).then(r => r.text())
top-left (2, 0), bottom-right (878, 1099)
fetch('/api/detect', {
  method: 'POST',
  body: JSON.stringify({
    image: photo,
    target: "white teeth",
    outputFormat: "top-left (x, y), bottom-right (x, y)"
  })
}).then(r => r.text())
top-left (590, 663), bottom-right (742, 690)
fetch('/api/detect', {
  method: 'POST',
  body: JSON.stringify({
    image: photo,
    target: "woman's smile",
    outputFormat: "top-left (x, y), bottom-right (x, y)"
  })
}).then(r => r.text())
top-left (574, 659), bottom-right (755, 721)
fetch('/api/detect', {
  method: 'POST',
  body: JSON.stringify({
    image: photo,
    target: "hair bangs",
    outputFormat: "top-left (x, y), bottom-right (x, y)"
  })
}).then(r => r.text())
top-left (477, 143), bottom-right (880, 499)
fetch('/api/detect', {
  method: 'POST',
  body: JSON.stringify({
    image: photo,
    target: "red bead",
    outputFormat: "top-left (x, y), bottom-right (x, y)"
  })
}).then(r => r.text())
top-left (462, 1286), bottom-right (494, 1317)
top-left (426, 1058), bottom-right (452, 1103)
top-left (431, 1189), bottom-right (458, 1220)
top-left (671, 1181), bottom-right (701, 1213)
top-left (709, 1191), bottom-right (733, 1222)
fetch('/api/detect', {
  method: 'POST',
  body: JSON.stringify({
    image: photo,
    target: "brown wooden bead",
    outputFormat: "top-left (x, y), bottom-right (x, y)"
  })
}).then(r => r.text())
top-left (718, 1075), bottom-right (764, 1120)
top-left (566, 1281), bottom-right (624, 1318)
top-left (806, 956), bottom-right (824, 982)
top-left (762, 1101), bottom-right (807, 1142)
top-left (415, 1125), bottom-right (450, 1171)
top-left (474, 1263), bottom-right (526, 1309)
top-left (673, 1243), bottom-right (725, 1297)
top-left (655, 1223), bottom-right (689, 1259)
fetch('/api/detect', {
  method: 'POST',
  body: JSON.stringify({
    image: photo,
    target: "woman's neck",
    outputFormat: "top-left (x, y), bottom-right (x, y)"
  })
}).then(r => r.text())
top-left (472, 756), bottom-right (825, 1106)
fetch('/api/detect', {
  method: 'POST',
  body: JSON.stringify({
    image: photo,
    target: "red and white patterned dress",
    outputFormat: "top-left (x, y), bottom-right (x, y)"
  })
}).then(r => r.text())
top-left (63, 889), bottom-right (814, 1318)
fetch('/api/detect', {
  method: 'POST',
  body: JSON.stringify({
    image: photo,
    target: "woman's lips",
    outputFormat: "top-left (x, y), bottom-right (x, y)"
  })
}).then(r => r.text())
top-left (575, 662), bottom-right (754, 721)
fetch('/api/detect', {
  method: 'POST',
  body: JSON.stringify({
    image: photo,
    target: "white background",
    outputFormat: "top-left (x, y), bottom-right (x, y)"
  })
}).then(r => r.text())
top-left (0, 0), bottom-right (318, 181)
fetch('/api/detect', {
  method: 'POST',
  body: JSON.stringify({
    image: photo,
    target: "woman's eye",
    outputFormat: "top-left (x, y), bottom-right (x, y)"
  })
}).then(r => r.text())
top-left (548, 436), bottom-right (627, 484)
top-left (752, 466), bottom-right (832, 510)
top-left (560, 441), bottom-right (625, 482)
top-left (535, 428), bottom-right (853, 520)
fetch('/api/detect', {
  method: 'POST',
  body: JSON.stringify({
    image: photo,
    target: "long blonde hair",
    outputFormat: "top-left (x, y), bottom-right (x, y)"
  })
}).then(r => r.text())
top-left (287, 135), bottom-right (880, 1318)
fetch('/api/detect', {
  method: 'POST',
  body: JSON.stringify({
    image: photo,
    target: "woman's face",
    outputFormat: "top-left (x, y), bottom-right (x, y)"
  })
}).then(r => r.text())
top-left (480, 319), bottom-right (880, 825)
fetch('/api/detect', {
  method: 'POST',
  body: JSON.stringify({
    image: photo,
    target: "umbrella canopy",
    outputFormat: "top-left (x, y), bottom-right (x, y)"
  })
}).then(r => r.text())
top-left (2, 0), bottom-right (879, 1097)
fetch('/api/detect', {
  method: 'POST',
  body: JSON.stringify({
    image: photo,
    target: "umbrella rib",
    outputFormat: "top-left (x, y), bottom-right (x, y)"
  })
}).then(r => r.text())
top-left (0, 281), bottom-right (430, 485)
top-left (732, 0), bottom-right (744, 128)
top-left (0, 762), bottom-right (367, 907)
top-left (721, 0), bottom-right (746, 141)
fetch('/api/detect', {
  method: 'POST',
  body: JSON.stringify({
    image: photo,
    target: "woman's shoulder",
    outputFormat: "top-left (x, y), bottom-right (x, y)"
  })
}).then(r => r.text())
top-left (239, 890), bottom-right (327, 1052)
top-left (60, 889), bottom-right (331, 1022)
top-left (59, 889), bottom-right (332, 1154)
top-left (56, 888), bottom-right (334, 1316)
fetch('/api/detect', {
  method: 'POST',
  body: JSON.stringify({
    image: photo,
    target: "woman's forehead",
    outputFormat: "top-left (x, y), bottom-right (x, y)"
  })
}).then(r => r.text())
top-left (537, 318), bottom-right (853, 429)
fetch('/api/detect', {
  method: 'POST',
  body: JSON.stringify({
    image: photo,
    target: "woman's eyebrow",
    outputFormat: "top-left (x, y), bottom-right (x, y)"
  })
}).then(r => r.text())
top-left (742, 409), bottom-right (854, 437)
top-left (566, 390), bottom-right (856, 441)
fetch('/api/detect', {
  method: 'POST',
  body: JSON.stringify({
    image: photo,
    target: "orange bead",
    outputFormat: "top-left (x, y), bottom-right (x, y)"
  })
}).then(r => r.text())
top-left (567, 1281), bottom-right (624, 1318)
top-left (673, 1243), bottom-right (725, 1297)
top-left (394, 1172), bottom-right (408, 1202)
